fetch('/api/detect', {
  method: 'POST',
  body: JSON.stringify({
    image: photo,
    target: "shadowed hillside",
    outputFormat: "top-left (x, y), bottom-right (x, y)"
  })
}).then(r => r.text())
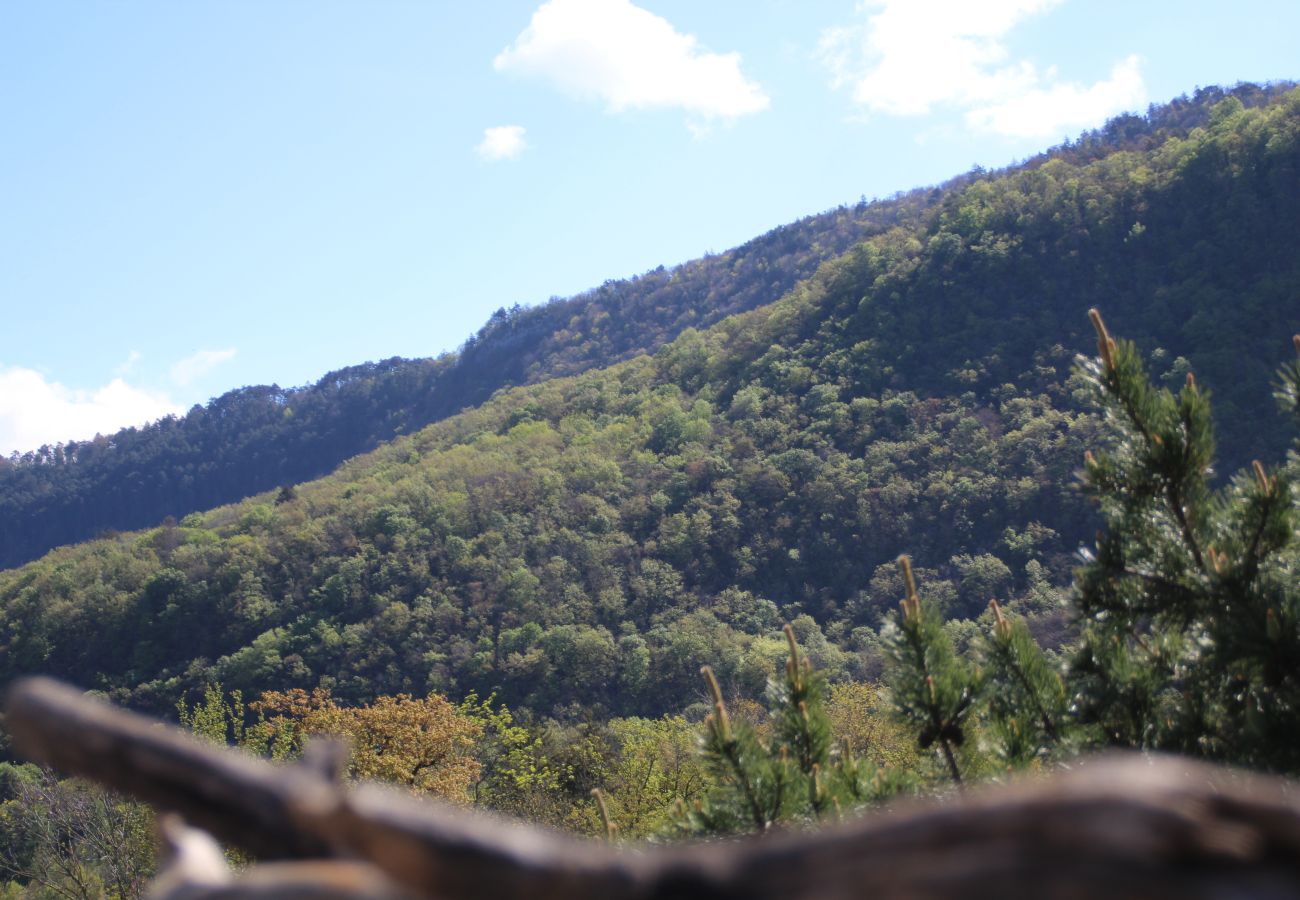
top-left (0, 82), bottom-right (1291, 572)
top-left (1, 85), bottom-right (1297, 723)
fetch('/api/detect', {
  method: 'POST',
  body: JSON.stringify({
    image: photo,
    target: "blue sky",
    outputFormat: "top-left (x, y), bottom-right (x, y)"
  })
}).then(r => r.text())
top-left (2, 0), bottom-right (1297, 455)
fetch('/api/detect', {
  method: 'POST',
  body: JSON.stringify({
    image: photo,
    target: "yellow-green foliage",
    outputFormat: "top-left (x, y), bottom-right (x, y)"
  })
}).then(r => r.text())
top-left (599, 716), bottom-right (706, 839)
top-left (824, 681), bottom-right (917, 770)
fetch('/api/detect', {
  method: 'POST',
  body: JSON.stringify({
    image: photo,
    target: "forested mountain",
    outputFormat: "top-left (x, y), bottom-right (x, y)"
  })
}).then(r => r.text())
top-left (1, 85), bottom-right (1296, 726)
top-left (1, 82), bottom-right (1291, 572)
top-left (0, 188), bottom-right (939, 571)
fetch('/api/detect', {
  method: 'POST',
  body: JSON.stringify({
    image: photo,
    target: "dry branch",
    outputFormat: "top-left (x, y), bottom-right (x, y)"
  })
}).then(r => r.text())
top-left (8, 676), bottom-right (1300, 899)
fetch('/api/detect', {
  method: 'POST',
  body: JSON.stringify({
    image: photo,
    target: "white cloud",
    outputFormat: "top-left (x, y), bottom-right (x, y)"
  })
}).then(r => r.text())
top-left (477, 125), bottom-right (528, 161)
top-left (965, 55), bottom-right (1145, 138)
top-left (0, 366), bottom-right (181, 456)
top-left (170, 348), bottom-right (237, 387)
top-left (495, 0), bottom-right (769, 129)
top-left (819, 0), bottom-right (1146, 138)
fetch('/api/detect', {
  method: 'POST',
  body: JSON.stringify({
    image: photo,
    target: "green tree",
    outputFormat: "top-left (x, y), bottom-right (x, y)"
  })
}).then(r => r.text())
top-left (0, 766), bottom-right (154, 899)
top-left (456, 692), bottom-right (572, 824)
top-left (1071, 311), bottom-right (1300, 770)
top-left (676, 625), bottom-right (906, 836)
top-left (177, 682), bottom-right (246, 746)
top-left (880, 312), bottom-right (1300, 779)
top-left (597, 716), bottom-right (705, 839)
top-left (981, 599), bottom-right (1071, 767)
top-left (882, 557), bottom-right (979, 785)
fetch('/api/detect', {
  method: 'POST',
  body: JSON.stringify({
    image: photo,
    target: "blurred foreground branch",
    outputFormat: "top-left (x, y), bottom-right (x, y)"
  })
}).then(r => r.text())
top-left (7, 677), bottom-right (1300, 899)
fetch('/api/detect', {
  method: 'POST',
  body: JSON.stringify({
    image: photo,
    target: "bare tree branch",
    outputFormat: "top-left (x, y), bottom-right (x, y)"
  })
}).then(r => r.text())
top-left (9, 677), bottom-right (1300, 899)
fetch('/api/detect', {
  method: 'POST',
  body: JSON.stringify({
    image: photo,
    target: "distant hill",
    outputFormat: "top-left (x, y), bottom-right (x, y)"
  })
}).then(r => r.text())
top-left (0, 186), bottom-right (940, 572)
top-left (1, 81), bottom-right (1291, 572)
top-left (2, 83), bottom-right (1296, 723)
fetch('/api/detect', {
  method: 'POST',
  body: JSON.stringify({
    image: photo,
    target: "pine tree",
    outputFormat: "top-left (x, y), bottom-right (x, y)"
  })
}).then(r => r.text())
top-left (981, 599), bottom-right (1071, 767)
top-left (1072, 310), bottom-right (1300, 770)
top-left (679, 312), bottom-right (1300, 832)
top-left (879, 313), bottom-right (1300, 780)
top-left (882, 557), bottom-right (979, 785)
top-left (683, 661), bottom-right (788, 834)
top-left (676, 624), bottom-right (904, 836)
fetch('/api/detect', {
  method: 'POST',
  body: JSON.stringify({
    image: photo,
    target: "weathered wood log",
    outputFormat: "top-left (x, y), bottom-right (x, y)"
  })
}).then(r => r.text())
top-left (8, 676), bottom-right (1300, 899)
top-left (149, 814), bottom-right (419, 900)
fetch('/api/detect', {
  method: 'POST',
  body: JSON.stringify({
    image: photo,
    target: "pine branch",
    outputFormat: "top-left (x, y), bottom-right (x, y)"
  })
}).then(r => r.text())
top-left (1089, 309), bottom-right (1208, 575)
top-left (989, 602), bottom-right (1059, 742)
top-left (892, 557), bottom-right (967, 786)
top-left (700, 665), bottom-right (770, 832)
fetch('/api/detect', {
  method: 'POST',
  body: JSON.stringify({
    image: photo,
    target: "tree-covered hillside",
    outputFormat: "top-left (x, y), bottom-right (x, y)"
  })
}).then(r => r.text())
top-left (0, 82), bottom-right (1291, 572)
top-left (1, 86), bottom-right (1297, 724)
top-left (0, 188), bottom-right (937, 572)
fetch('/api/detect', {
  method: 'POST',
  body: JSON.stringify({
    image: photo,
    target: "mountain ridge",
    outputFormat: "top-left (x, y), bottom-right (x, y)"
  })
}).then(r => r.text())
top-left (2, 82), bottom-right (1297, 722)
top-left (1, 81), bottom-right (1292, 571)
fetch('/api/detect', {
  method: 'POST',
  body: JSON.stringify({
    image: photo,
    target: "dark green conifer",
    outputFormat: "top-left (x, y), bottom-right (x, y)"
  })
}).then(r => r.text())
top-left (1072, 310), bottom-right (1300, 770)
top-left (684, 662), bottom-right (787, 834)
top-left (677, 624), bottom-right (902, 835)
top-left (981, 599), bottom-right (1070, 767)
top-left (883, 556), bottom-right (979, 785)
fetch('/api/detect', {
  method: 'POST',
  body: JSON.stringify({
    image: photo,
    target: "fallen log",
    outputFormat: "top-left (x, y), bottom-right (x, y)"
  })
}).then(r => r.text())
top-left (7, 676), bottom-right (1300, 899)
